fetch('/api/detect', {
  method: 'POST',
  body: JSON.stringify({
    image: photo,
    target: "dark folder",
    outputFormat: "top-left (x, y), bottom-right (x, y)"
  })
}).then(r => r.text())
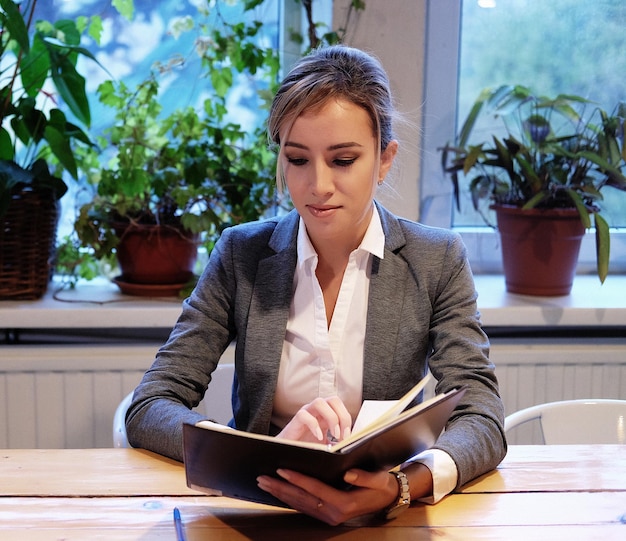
top-left (183, 386), bottom-right (466, 507)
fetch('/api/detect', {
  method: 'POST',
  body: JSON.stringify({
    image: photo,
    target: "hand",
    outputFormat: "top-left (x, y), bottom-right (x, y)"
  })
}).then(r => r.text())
top-left (276, 396), bottom-right (352, 444)
top-left (256, 462), bottom-right (433, 526)
top-left (257, 468), bottom-right (397, 526)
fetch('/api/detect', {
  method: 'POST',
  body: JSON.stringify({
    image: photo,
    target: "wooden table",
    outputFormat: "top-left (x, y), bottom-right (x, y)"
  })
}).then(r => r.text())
top-left (1, 446), bottom-right (625, 539)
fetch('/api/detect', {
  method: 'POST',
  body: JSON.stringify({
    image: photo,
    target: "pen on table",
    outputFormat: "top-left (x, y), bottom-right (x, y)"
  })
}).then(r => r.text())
top-left (173, 507), bottom-right (187, 541)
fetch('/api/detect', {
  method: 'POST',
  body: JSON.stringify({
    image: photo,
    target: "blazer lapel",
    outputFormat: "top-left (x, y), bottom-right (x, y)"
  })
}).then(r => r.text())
top-left (242, 211), bottom-right (299, 432)
top-left (362, 204), bottom-right (408, 400)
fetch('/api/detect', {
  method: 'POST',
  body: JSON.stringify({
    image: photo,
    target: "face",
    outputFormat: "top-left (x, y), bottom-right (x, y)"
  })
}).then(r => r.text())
top-left (279, 98), bottom-right (397, 252)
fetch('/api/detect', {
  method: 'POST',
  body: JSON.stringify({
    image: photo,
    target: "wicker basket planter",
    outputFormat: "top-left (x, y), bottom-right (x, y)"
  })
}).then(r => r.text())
top-left (0, 189), bottom-right (59, 300)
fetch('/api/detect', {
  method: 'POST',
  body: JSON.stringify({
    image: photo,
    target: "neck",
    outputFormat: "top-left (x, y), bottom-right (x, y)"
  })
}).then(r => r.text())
top-left (308, 205), bottom-right (374, 265)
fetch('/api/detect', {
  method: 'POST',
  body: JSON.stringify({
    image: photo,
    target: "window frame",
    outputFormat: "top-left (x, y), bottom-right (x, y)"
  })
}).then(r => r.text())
top-left (419, 0), bottom-right (626, 275)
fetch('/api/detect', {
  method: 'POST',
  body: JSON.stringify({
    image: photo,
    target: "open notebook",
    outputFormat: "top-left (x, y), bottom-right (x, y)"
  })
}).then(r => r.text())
top-left (183, 374), bottom-right (465, 507)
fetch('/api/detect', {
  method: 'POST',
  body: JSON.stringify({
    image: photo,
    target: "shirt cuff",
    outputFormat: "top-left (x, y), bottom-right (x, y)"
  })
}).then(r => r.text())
top-left (406, 448), bottom-right (458, 504)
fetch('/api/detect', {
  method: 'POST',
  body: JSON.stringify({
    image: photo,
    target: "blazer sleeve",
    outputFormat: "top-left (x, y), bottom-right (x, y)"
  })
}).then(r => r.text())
top-left (125, 225), bottom-right (243, 461)
top-left (420, 231), bottom-right (507, 487)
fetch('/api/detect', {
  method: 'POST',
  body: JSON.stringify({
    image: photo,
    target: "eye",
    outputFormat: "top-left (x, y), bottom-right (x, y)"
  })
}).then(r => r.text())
top-left (334, 157), bottom-right (357, 167)
top-left (286, 156), bottom-right (307, 166)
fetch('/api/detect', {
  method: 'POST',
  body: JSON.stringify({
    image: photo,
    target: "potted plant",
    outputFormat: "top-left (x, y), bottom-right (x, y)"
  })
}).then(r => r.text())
top-left (0, 0), bottom-right (108, 299)
top-left (61, 0), bottom-right (365, 294)
top-left (68, 0), bottom-right (293, 296)
top-left (73, 71), bottom-right (281, 296)
top-left (441, 84), bottom-right (626, 295)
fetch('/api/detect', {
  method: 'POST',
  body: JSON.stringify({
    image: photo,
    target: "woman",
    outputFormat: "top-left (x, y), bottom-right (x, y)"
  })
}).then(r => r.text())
top-left (126, 45), bottom-right (506, 526)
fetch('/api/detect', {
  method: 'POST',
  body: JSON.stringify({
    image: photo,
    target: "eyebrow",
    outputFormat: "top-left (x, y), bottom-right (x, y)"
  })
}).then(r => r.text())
top-left (283, 141), bottom-right (364, 151)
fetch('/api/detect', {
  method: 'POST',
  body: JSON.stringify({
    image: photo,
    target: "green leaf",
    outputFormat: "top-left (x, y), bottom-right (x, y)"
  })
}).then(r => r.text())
top-left (112, 0), bottom-right (135, 21)
top-left (0, 0), bottom-right (30, 52)
top-left (578, 150), bottom-right (626, 189)
top-left (516, 154), bottom-right (542, 192)
top-left (43, 37), bottom-right (103, 66)
top-left (564, 188), bottom-right (592, 229)
top-left (521, 191), bottom-right (546, 210)
top-left (487, 84), bottom-right (531, 116)
top-left (64, 121), bottom-right (93, 146)
top-left (594, 213), bottom-right (610, 283)
top-left (50, 56), bottom-right (90, 126)
top-left (14, 98), bottom-right (46, 143)
top-left (0, 129), bottom-right (13, 160)
top-left (244, 0), bottom-right (265, 9)
top-left (462, 145), bottom-right (483, 174)
top-left (44, 122), bottom-right (78, 179)
top-left (0, 159), bottom-right (67, 216)
top-left (458, 87), bottom-right (493, 147)
top-left (30, 158), bottom-right (68, 198)
top-left (210, 67), bottom-right (233, 99)
top-left (492, 136), bottom-right (516, 178)
top-left (86, 16), bottom-right (103, 44)
top-left (53, 19), bottom-right (82, 47)
top-left (75, 15), bottom-right (89, 34)
top-left (0, 161), bottom-right (28, 181)
top-left (97, 80), bottom-right (118, 106)
top-left (0, 159), bottom-right (34, 196)
top-left (20, 34), bottom-right (51, 98)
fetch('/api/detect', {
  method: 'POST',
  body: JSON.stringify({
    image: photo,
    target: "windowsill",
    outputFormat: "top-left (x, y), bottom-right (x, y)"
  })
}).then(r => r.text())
top-left (0, 275), bottom-right (625, 331)
top-left (0, 279), bottom-right (183, 330)
top-left (473, 274), bottom-right (626, 328)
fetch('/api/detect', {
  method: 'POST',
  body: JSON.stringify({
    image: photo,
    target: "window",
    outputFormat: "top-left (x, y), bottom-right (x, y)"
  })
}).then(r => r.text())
top-left (35, 0), bottom-right (284, 240)
top-left (23, 0), bottom-right (334, 243)
top-left (421, 0), bottom-right (626, 274)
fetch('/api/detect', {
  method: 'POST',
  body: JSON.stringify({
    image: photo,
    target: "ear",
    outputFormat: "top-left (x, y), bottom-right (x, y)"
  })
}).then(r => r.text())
top-left (378, 140), bottom-right (399, 180)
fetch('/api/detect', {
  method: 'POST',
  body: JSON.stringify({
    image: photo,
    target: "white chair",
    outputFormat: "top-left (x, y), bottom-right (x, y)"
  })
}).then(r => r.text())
top-left (113, 392), bottom-right (135, 448)
top-left (504, 399), bottom-right (626, 444)
top-left (113, 363), bottom-right (235, 448)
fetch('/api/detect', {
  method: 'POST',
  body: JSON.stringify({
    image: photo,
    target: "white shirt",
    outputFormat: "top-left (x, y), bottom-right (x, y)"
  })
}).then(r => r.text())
top-left (271, 206), bottom-right (457, 503)
top-left (271, 207), bottom-right (383, 426)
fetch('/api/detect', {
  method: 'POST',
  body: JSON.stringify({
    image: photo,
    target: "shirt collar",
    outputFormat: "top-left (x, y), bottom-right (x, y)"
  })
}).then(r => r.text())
top-left (297, 205), bottom-right (385, 267)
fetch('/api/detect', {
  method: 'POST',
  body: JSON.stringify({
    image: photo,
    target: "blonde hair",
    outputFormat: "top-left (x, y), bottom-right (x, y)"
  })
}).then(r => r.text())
top-left (268, 45), bottom-right (397, 191)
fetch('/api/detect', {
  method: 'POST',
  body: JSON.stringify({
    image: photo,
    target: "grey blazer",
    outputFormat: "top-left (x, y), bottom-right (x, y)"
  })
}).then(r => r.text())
top-left (127, 203), bottom-right (506, 488)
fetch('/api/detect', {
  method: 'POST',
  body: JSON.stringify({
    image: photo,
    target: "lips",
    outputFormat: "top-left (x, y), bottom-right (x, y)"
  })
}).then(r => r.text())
top-left (307, 205), bottom-right (340, 218)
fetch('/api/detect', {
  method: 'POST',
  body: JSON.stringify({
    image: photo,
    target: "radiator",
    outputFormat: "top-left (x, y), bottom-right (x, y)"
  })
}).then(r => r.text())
top-left (491, 338), bottom-right (626, 444)
top-left (1, 339), bottom-right (625, 448)
top-left (0, 344), bottom-right (157, 448)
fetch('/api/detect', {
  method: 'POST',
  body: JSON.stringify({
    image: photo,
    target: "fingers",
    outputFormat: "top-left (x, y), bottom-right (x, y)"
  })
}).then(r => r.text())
top-left (344, 469), bottom-right (398, 494)
top-left (257, 468), bottom-right (398, 526)
top-left (276, 396), bottom-right (352, 443)
top-left (304, 396), bottom-right (351, 441)
top-left (257, 471), bottom-right (325, 514)
top-left (323, 396), bottom-right (352, 441)
top-left (291, 407), bottom-right (324, 441)
top-left (257, 470), bottom-right (345, 526)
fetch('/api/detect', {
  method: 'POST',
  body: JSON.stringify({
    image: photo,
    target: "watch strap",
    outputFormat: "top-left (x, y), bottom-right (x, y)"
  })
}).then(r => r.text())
top-left (383, 470), bottom-right (411, 519)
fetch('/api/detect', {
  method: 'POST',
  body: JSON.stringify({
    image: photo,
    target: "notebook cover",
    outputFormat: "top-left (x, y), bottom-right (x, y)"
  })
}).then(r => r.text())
top-left (183, 387), bottom-right (465, 507)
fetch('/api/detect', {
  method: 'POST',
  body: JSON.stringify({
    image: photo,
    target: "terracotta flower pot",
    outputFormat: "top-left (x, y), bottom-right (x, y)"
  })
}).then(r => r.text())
top-left (494, 205), bottom-right (586, 296)
top-left (112, 223), bottom-right (199, 295)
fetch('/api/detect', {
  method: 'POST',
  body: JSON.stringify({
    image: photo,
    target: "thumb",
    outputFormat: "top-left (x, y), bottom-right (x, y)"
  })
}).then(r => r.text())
top-left (343, 469), bottom-right (392, 490)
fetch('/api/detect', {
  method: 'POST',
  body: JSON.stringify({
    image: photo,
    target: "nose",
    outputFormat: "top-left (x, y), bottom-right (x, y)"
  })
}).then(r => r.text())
top-left (311, 161), bottom-right (334, 196)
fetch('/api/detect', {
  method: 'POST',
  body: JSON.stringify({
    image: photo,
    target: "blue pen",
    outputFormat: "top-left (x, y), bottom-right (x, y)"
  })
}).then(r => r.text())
top-left (173, 507), bottom-right (187, 541)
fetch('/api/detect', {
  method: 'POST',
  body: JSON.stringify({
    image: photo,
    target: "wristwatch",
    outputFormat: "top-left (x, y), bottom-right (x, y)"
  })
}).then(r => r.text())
top-left (383, 470), bottom-right (411, 520)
